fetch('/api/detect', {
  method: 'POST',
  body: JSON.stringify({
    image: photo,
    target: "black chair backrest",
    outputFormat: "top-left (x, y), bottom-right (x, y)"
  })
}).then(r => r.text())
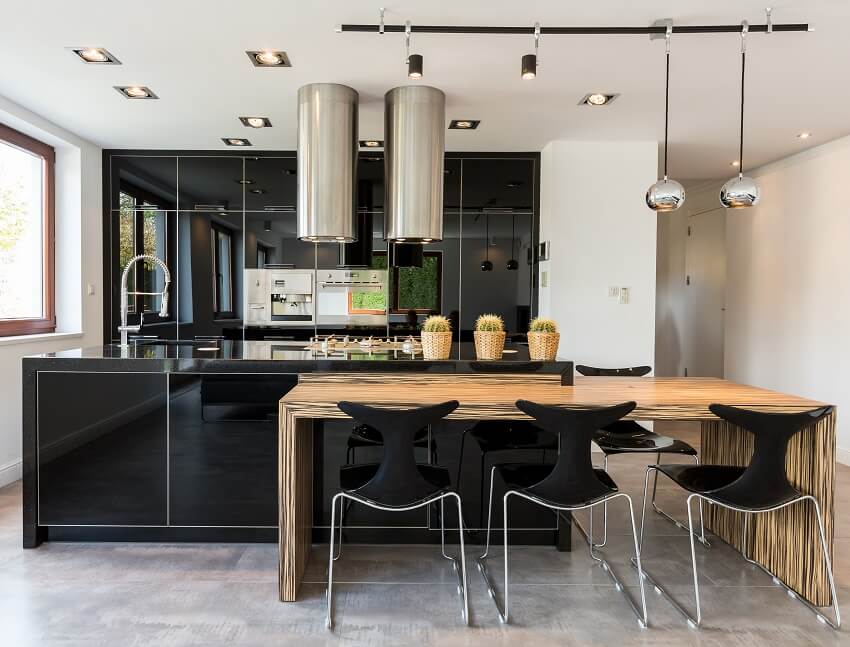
top-left (337, 400), bottom-right (459, 505)
top-left (575, 365), bottom-right (652, 377)
top-left (515, 399), bottom-right (636, 506)
top-left (707, 403), bottom-right (833, 508)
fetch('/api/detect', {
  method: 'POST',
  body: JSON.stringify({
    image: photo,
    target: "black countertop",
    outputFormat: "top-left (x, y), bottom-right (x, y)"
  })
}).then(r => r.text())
top-left (24, 341), bottom-right (572, 380)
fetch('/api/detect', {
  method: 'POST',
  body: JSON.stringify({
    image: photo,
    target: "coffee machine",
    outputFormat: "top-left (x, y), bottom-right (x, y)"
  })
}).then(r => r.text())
top-left (245, 269), bottom-right (314, 326)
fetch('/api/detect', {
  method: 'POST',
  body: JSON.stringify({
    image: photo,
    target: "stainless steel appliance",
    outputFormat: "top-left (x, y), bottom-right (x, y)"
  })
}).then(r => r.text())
top-left (245, 269), bottom-right (314, 326)
top-left (316, 269), bottom-right (388, 327)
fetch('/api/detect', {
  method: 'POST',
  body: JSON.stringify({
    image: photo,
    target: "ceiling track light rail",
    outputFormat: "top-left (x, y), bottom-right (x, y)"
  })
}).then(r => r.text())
top-left (337, 22), bottom-right (809, 35)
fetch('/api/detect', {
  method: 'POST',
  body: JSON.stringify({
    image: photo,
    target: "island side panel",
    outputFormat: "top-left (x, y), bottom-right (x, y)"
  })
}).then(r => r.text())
top-left (279, 406), bottom-right (313, 602)
top-left (701, 411), bottom-right (836, 606)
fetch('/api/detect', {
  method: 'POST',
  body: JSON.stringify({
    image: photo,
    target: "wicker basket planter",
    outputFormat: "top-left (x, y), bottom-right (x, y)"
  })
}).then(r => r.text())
top-left (421, 331), bottom-right (453, 360)
top-left (527, 331), bottom-right (560, 361)
top-left (474, 331), bottom-right (506, 360)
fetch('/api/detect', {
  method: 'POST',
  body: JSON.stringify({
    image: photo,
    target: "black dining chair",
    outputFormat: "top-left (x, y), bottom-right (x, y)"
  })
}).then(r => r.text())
top-left (638, 404), bottom-right (839, 629)
top-left (477, 400), bottom-right (648, 627)
top-left (345, 423), bottom-right (436, 464)
top-left (327, 400), bottom-right (468, 629)
top-left (575, 364), bottom-right (708, 548)
top-left (455, 420), bottom-right (557, 531)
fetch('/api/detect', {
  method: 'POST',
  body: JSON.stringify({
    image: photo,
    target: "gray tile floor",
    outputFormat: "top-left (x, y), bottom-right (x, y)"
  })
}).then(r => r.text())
top-left (1, 423), bottom-right (849, 646)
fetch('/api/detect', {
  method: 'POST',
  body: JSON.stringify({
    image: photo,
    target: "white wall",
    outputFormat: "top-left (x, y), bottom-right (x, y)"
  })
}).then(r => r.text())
top-left (0, 95), bottom-right (102, 486)
top-left (655, 182), bottom-right (726, 377)
top-left (724, 134), bottom-right (850, 462)
top-left (538, 141), bottom-right (658, 370)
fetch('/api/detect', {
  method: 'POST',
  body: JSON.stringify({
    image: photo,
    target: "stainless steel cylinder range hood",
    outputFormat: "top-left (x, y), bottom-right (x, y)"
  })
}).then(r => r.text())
top-left (384, 85), bottom-right (446, 243)
top-left (297, 83), bottom-right (358, 242)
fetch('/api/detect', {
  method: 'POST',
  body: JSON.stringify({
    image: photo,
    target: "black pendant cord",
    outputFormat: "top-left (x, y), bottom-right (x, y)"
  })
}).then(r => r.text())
top-left (738, 49), bottom-right (746, 178)
top-left (662, 45), bottom-right (670, 180)
top-left (510, 214), bottom-right (516, 256)
top-left (485, 214), bottom-right (490, 261)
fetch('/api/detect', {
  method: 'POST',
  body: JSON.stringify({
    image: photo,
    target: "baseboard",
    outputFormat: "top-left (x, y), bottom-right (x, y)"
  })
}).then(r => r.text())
top-left (837, 446), bottom-right (850, 467)
top-left (0, 459), bottom-right (21, 488)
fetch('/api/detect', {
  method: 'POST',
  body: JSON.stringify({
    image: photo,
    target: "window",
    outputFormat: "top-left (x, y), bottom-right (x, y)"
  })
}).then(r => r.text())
top-left (0, 124), bottom-right (55, 336)
top-left (118, 190), bottom-right (170, 315)
top-left (368, 251), bottom-right (442, 314)
top-left (211, 223), bottom-right (234, 318)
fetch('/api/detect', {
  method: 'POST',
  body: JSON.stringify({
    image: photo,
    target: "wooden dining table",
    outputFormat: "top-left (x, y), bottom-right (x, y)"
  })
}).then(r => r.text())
top-left (278, 373), bottom-right (835, 607)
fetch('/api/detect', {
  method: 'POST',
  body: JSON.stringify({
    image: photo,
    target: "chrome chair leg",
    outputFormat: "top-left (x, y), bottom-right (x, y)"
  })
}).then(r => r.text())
top-left (650, 454), bottom-right (710, 548)
top-left (502, 491), bottom-right (511, 624)
top-left (327, 492), bottom-right (344, 629)
top-left (452, 492), bottom-right (470, 624)
top-left (333, 495), bottom-right (344, 561)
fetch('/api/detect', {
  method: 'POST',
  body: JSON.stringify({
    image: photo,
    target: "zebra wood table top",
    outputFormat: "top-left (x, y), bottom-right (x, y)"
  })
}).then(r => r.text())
top-left (280, 375), bottom-right (830, 421)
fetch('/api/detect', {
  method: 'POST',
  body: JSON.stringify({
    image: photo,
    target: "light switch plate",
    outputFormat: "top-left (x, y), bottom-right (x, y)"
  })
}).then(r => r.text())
top-left (608, 286), bottom-right (620, 297)
top-left (87, 283), bottom-right (95, 296)
top-left (618, 287), bottom-right (630, 304)
top-left (541, 271), bottom-right (549, 288)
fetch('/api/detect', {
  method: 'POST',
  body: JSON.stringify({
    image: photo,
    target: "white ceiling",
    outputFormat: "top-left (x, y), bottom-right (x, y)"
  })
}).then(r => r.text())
top-left (2, 0), bottom-right (848, 179)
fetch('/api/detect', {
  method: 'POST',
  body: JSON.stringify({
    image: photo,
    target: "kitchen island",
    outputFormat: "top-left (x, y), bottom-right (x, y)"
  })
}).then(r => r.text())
top-left (279, 375), bottom-right (836, 607)
top-left (22, 340), bottom-right (571, 549)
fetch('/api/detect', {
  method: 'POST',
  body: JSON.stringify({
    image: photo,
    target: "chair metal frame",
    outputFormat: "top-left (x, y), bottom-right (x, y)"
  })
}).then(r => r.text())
top-left (476, 466), bottom-right (648, 627)
top-left (327, 489), bottom-right (469, 630)
top-left (636, 464), bottom-right (841, 630)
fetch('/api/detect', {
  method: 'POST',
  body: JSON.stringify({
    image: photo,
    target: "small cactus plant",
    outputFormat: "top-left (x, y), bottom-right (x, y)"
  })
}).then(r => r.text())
top-left (529, 317), bottom-right (558, 333)
top-left (475, 314), bottom-right (504, 332)
top-left (422, 315), bottom-right (451, 333)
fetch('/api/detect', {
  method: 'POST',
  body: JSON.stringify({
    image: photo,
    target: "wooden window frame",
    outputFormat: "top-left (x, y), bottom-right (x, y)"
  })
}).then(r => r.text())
top-left (0, 123), bottom-right (55, 336)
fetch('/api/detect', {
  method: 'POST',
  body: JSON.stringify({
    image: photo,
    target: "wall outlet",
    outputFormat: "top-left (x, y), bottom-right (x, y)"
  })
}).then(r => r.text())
top-left (541, 270), bottom-right (549, 288)
top-left (608, 286), bottom-right (620, 297)
top-left (618, 287), bottom-right (630, 304)
top-left (87, 283), bottom-right (95, 296)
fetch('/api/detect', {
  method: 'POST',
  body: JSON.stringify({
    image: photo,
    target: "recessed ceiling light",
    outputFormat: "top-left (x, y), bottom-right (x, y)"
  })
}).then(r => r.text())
top-left (579, 93), bottom-right (619, 106)
top-left (246, 50), bottom-right (291, 67)
top-left (222, 138), bottom-right (251, 147)
top-left (449, 120), bottom-right (480, 130)
top-left (114, 86), bottom-right (157, 99)
top-left (72, 47), bottom-right (120, 64)
top-left (359, 140), bottom-right (384, 148)
top-left (797, 131), bottom-right (812, 139)
top-left (250, 188), bottom-right (267, 195)
top-left (236, 179), bottom-right (256, 185)
top-left (730, 160), bottom-right (741, 167)
top-left (239, 116), bottom-right (272, 128)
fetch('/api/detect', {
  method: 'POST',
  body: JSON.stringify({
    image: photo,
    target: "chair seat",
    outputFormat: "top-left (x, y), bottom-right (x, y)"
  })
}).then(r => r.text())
top-left (656, 463), bottom-right (801, 510)
top-left (495, 463), bottom-right (618, 508)
top-left (595, 421), bottom-right (697, 455)
top-left (347, 424), bottom-right (429, 450)
top-left (340, 463), bottom-right (452, 500)
top-left (468, 421), bottom-right (558, 453)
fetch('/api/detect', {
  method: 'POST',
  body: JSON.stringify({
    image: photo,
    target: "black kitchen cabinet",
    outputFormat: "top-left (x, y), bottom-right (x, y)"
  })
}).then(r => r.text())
top-left (178, 156), bottom-right (244, 211)
top-left (37, 372), bottom-right (167, 526)
top-left (110, 155), bottom-right (177, 210)
top-left (244, 156), bottom-right (298, 211)
top-left (168, 373), bottom-right (297, 527)
top-left (459, 157), bottom-right (535, 212)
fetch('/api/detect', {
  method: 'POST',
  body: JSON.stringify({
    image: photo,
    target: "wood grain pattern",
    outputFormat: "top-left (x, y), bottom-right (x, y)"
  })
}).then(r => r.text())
top-left (278, 407), bottom-right (313, 602)
top-left (701, 412), bottom-right (836, 606)
top-left (278, 374), bottom-right (835, 605)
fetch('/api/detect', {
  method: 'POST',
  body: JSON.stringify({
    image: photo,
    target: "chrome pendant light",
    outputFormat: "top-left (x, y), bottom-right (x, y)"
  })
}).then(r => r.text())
top-left (405, 21), bottom-right (422, 78)
top-left (646, 22), bottom-right (685, 212)
top-left (720, 21), bottom-right (760, 209)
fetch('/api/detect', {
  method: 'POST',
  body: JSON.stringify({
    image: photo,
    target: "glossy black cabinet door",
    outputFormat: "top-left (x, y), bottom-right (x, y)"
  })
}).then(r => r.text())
top-left (109, 156), bottom-right (177, 210)
top-left (244, 156), bottom-right (297, 211)
top-left (38, 372), bottom-right (167, 525)
top-left (177, 156), bottom-right (244, 212)
top-left (168, 373), bottom-right (297, 526)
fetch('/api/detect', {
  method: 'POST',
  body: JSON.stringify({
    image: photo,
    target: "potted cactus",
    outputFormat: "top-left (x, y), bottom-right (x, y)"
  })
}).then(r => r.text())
top-left (527, 317), bottom-right (560, 361)
top-left (421, 315), bottom-right (453, 360)
top-left (474, 314), bottom-right (506, 360)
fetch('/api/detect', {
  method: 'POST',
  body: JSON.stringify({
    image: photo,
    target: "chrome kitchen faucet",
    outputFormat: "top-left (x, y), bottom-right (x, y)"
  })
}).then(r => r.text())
top-left (118, 254), bottom-right (171, 347)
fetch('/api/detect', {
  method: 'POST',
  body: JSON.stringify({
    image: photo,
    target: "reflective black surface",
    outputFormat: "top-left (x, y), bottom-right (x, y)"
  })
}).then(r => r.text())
top-left (177, 156), bottom-right (244, 211)
top-left (168, 374), bottom-right (297, 526)
top-left (37, 372), bottom-right (167, 526)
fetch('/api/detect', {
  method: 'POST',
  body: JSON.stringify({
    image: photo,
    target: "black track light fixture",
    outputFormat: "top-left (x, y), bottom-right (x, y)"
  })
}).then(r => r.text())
top-left (480, 214), bottom-right (494, 271)
top-left (522, 22), bottom-right (540, 79)
top-left (405, 21), bottom-right (422, 79)
top-left (506, 214), bottom-right (519, 270)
